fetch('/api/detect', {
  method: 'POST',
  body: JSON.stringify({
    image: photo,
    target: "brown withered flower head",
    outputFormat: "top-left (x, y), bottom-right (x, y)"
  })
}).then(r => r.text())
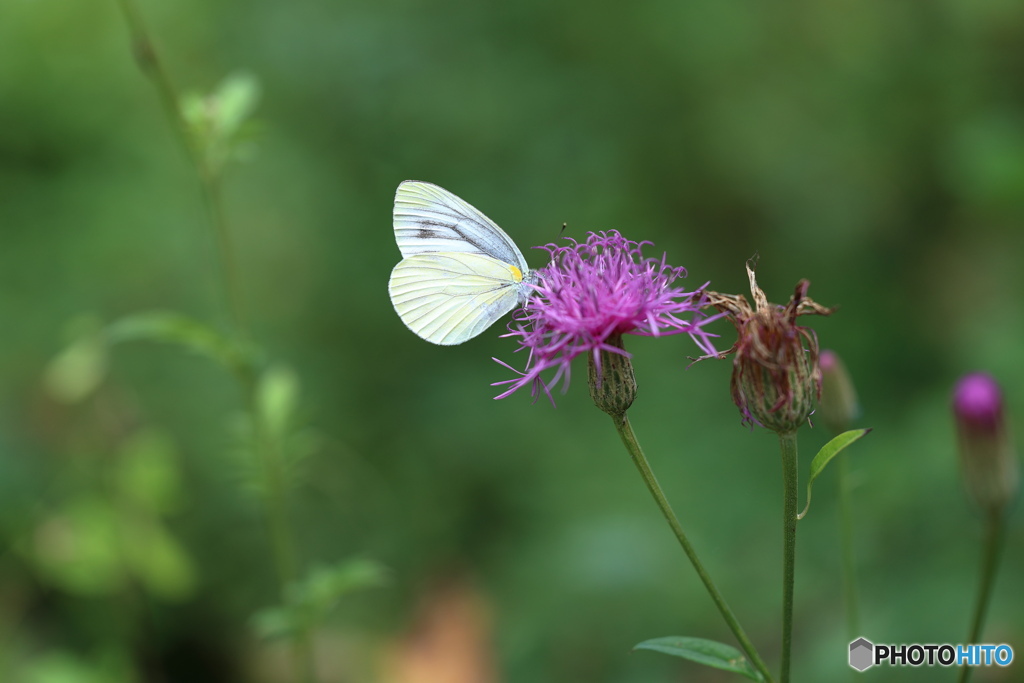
top-left (702, 258), bottom-right (833, 434)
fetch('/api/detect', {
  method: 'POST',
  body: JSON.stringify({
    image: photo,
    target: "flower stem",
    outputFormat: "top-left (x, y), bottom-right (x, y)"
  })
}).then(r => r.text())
top-left (957, 507), bottom-right (1007, 683)
top-left (612, 413), bottom-right (775, 683)
top-left (837, 454), bottom-right (860, 640)
top-left (778, 431), bottom-right (799, 683)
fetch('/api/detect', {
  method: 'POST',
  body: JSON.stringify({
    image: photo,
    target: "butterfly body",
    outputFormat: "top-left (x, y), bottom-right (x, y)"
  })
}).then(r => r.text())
top-left (389, 181), bottom-right (536, 345)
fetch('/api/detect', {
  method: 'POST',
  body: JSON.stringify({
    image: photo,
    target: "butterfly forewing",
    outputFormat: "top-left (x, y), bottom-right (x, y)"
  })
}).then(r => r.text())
top-left (394, 181), bottom-right (529, 272)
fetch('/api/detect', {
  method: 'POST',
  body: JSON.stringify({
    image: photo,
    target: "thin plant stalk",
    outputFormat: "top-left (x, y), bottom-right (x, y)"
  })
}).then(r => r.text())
top-left (198, 171), bottom-right (246, 334)
top-left (114, 2), bottom-right (314, 681)
top-left (245, 379), bottom-right (315, 683)
top-left (957, 508), bottom-right (1007, 683)
top-left (836, 454), bottom-right (860, 640)
top-left (778, 431), bottom-right (799, 683)
top-left (115, 0), bottom-right (244, 330)
top-left (613, 413), bottom-right (776, 683)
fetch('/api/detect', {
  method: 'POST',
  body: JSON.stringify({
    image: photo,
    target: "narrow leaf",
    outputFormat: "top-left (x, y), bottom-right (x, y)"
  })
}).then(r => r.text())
top-left (633, 636), bottom-right (764, 682)
top-left (105, 311), bottom-right (256, 374)
top-left (798, 428), bottom-right (871, 520)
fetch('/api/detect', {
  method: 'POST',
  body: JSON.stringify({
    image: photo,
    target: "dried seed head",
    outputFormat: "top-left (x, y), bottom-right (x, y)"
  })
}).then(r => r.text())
top-left (704, 259), bottom-right (833, 434)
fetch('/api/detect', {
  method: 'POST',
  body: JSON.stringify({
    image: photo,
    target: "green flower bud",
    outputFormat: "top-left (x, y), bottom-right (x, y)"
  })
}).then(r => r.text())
top-left (588, 334), bottom-right (637, 418)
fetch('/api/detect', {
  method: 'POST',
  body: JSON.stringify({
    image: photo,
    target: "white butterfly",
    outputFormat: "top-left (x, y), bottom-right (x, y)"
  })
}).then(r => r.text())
top-left (389, 181), bottom-right (537, 345)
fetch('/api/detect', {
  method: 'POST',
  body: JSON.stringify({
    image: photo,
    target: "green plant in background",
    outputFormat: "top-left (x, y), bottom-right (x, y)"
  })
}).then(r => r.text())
top-left (24, 429), bottom-right (195, 600)
top-left (37, 3), bottom-right (385, 682)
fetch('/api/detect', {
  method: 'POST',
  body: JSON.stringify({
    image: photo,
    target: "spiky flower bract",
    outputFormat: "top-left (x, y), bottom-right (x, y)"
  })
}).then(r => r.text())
top-left (493, 230), bottom-right (717, 404)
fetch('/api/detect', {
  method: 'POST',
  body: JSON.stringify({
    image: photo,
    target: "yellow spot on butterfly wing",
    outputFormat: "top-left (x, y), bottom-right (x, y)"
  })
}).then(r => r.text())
top-left (509, 265), bottom-right (523, 282)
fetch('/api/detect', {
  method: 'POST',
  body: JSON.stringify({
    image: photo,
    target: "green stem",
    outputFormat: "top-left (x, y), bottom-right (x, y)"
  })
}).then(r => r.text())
top-left (778, 431), bottom-right (798, 683)
top-left (613, 414), bottom-right (775, 683)
top-left (114, 0), bottom-right (194, 162)
top-left (115, 0), bottom-right (244, 331)
top-left (837, 454), bottom-right (860, 640)
top-left (198, 169), bottom-right (246, 333)
top-left (244, 376), bottom-right (315, 683)
top-left (957, 507), bottom-right (1007, 683)
top-left (113, 3), bottom-right (312, 681)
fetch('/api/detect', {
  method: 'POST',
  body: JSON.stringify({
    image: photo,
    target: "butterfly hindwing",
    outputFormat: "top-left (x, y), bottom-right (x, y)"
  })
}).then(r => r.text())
top-left (388, 252), bottom-right (524, 345)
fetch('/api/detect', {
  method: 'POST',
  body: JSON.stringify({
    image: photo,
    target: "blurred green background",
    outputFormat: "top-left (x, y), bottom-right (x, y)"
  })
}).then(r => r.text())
top-left (1, 0), bottom-right (1022, 681)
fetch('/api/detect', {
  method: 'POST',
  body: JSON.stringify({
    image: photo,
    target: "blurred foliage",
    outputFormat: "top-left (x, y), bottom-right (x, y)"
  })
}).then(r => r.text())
top-left (1, 0), bottom-right (1023, 681)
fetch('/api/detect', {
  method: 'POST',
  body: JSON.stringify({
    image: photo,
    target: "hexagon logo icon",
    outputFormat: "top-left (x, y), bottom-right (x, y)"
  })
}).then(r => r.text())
top-left (849, 637), bottom-right (874, 671)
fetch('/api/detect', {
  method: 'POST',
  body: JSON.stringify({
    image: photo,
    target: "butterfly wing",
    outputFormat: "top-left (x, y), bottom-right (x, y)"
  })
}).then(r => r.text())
top-left (394, 180), bottom-right (530, 273)
top-left (389, 252), bottom-right (527, 345)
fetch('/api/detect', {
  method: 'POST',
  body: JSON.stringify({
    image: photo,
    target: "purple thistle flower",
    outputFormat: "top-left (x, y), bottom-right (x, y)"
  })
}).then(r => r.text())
top-left (493, 230), bottom-right (718, 403)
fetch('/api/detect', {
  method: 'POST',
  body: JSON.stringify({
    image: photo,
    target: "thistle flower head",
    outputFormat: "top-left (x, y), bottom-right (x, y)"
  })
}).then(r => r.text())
top-left (953, 373), bottom-right (1019, 512)
top-left (704, 259), bottom-right (833, 433)
top-left (494, 231), bottom-right (717, 404)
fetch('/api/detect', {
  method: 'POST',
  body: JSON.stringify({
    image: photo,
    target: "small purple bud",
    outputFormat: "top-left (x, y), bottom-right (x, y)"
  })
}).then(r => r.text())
top-left (953, 373), bottom-right (1018, 512)
top-left (954, 373), bottom-right (1003, 431)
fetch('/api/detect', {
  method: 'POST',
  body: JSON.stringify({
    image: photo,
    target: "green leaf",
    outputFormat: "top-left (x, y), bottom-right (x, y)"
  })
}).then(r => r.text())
top-left (120, 517), bottom-right (196, 601)
top-left (633, 636), bottom-right (765, 681)
top-left (212, 72), bottom-right (260, 139)
top-left (252, 558), bottom-right (388, 640)
top-left (44, 317), bottom-right (107, 403)
top-left (290, 558), bottom-right (388, 613)
top-left (258, 364), bottom-right (299, 440)
top-left (114, 430), bottom-right (183, 515)
top-left (180, 72), bottom-right (261, 174)
top-left (798, 428), bottom-right (871, 520)
top-left (105, 310), bottom-right (257, 375)
top-left (29, 497), bottom-right (124, 596)
top-left (22, 650), bottom-right (133, 683)
top-left (251, 606), bottom-right (294, 640)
